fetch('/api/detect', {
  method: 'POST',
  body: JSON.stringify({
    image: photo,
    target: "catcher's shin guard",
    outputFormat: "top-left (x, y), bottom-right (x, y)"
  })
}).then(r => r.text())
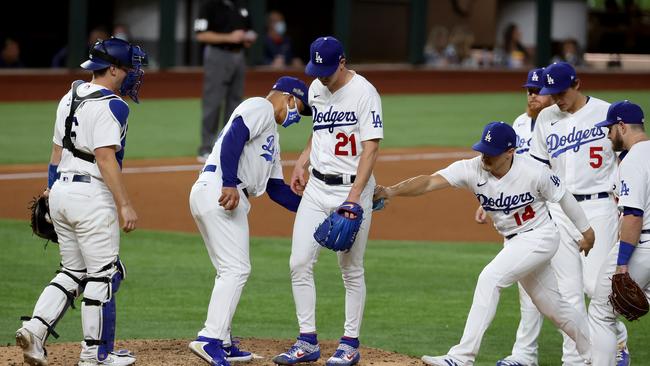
top-left (81, 259), bottom-right (126, 361)
top-left (21, 266), bottom-right (86, 342)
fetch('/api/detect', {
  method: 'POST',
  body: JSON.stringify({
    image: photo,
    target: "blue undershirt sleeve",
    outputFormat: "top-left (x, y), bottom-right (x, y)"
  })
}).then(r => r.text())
top-left (266, 178), bottom-right (301, 212)
top-left (220, 116), bottom-right (250, 187)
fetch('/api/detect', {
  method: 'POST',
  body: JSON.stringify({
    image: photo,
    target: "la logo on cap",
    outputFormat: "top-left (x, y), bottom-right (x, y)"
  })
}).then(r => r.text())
top-left (485, 130), bottom-right (492, 142)
top-left (532, 72), bottom-right (539, 81)
top-left (546, 74), bottom-right (554, 85)
top-left (315, 52), bottom-right (323, 64)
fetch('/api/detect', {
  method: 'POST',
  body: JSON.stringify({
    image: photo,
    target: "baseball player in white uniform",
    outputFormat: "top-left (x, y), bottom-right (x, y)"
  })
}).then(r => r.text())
top-left (15, 37), bottom-right (147, 366)
top-left (374, 121), bottom-right (594, 366)
top-left (187, 76), bottom-right (310, 366)
top-left (273, 36), bottom-right (383, 366)
top-left (588, 101), bottom-right (649, 366)
top-left (526, 62), bottom-right (628, 366)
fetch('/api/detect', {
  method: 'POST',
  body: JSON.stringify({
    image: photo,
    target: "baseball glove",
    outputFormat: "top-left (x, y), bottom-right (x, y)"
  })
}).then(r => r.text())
top-left (29, 195), bottom-right (58, 243)
top-left (314, 201), bottom-right (363, 252)
top-left (609, 272), bottom-right (649, 321)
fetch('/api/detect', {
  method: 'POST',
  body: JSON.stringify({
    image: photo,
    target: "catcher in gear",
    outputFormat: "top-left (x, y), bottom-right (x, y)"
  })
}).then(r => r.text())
top-left (588, 101), bottom-right (650, 366)
top-left (29, 194), bottom-right (58, 243)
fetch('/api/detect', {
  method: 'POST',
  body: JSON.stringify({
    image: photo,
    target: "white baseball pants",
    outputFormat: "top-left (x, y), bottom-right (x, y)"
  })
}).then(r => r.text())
top-left (190, 173), bottom-right (251, 344)
top-left (447, 223), bottom-right (591, 366)
top-left (289, 175), bottom-right (374, 338)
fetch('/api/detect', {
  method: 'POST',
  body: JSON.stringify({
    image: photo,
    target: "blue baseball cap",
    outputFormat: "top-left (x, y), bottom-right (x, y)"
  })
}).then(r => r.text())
top-left (595, 100), bottom-right (645, 127)
top-left (472, 122), bottom-right (517, 156)
top-left (539, 62), bottom-right (577, 95)
top-left (272, 76), bottom-right (312, 116)
top-left (522, 68), bottom-right (544, 89)
top-left (305, 36), bottom-right (344, 77)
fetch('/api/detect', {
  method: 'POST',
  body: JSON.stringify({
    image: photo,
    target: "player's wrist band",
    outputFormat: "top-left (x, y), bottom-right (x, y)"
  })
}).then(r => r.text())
top-left (48, 164), bottom-right (59, 189)
top-left (617, 241), bottom-right (636, 266)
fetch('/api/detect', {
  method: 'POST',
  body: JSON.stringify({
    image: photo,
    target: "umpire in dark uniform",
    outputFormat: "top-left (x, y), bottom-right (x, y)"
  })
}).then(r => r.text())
top-left (195, 0), bottom-right (257, 162)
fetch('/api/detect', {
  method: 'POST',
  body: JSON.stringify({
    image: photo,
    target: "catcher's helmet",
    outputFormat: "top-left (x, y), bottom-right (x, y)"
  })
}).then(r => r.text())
top-left (81, 37), bottom-right (148, 103)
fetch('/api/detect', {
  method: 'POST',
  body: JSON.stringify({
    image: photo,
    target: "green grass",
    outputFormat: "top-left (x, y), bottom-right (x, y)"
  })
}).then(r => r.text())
top-left (2, 90), bottom-right (649, 164)
top-left (2, 219), bottom-right (649, 365)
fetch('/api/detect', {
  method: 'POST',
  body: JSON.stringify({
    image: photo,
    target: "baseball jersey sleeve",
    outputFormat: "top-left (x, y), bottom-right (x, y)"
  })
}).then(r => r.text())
top-left (92, 104), bottom-right (123, 151)
top-left (240, 99), bottom-right (275, 140)
top-left (537, 165), bottom-right (565, 203)
top-left (436, 158), bottom-right (475, 190)
top-left (357, 88), bottom-right (384, 142)
top-left (529, 111), bottom-right (550, 164)
top-left (52, 93), bottom-right (71, 146)
top-left (618, 160), bottom-right (646, 212)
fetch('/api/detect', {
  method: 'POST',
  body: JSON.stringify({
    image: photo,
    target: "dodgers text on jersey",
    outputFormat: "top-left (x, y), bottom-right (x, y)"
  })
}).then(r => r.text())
top-left (546, 125), bottom-right (606, 158)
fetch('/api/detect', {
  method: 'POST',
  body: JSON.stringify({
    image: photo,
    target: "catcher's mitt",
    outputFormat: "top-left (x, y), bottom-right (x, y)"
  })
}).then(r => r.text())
top-left (29, 195), bottom-right (58, 243)
top-left (609, 272), bottom-right (649, 321)
top-left (314, 201), bottom-right (364, 252)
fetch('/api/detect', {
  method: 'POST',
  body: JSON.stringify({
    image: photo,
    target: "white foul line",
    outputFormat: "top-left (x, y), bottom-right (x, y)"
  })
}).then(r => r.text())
top-left (0, 151), bottom-right (476, 181)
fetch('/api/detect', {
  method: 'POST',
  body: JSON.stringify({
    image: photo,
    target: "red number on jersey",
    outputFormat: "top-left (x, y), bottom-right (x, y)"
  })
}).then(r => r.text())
top-left (513, 205), bottom-right (536, 226)
top-left (589, 146), bottom-right (603, 168)
top-left (335, 133), bottom-right (357, 156)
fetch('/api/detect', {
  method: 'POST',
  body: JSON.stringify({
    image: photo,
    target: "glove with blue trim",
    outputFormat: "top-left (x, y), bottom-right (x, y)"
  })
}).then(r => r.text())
top-left (314, 201), bottom-right (364, 252)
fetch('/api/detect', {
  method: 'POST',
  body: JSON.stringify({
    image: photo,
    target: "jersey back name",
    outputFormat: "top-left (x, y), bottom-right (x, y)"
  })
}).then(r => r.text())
top-left (308, 73), bottom-right (383, 176)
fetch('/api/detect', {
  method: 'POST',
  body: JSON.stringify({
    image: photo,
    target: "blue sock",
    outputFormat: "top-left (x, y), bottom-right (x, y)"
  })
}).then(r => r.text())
top-left (298, 333), bottom-right (318, 345)
top-left (340, 336), bottom-right (359, 348)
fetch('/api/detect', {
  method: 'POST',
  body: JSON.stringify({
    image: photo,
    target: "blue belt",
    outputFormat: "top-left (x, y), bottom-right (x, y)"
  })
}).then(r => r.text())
top-left (201, 164), bottom-right (248, 198)
top-left (573, 192), bottom-right (609, 202)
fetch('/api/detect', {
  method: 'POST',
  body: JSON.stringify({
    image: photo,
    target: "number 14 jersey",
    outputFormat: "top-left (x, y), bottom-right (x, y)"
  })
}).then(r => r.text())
top-left (308, 72), bottom-right (384, 176)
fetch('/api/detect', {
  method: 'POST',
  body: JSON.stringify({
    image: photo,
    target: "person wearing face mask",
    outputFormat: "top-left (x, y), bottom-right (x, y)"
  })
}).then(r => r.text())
top-left (262, 10), bottom-right (303, 68)
top-left (187, 76), bottom-right (311, 366)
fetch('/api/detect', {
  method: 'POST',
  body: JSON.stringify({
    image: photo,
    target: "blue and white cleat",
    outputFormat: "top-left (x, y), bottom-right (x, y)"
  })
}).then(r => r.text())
top-left (326, 343), bottom-right (360, 366)
top-left (188, 336), bottom-right (230, 366)
top-left (223, 339), bottom-right (252, 362)
top-left (496, 358), bottom-right (529, 366)
top-left (616, 344), bottom-right (630, 366)
top-left (422, 354), bottom-right (464, 366)
top-left (272, 339), bottom-right (320, 365)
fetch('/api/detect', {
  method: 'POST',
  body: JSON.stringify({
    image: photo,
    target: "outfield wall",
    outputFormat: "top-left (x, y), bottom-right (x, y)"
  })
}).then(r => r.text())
top-left (1, 67), bottom-right (649, 102)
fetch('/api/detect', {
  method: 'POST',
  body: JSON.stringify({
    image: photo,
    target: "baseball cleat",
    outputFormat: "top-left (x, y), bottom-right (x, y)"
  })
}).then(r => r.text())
top-left (272, 339), bottom-right (320, 365)
top-left (16, 328), bottom-right (48, 366)
top-left (189, 336), bottom-right (230, 366)
top-left (616, 344), bottom-right (630, 366)
top-left (223, 340), bottom-right (253, 362)
top-left (326, 343), bottom-right (360, 366)
top-left (496, 358), bottom-right (529, 366)
top-left (421, 354), bottom-right (464, 366)
top-left (77, 350), bottom-right (136, 365)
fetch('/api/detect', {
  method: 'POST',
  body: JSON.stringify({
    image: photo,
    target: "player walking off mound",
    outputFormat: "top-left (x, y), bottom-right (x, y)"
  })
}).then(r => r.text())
top-left (588, 101), bottom-right (650, 366)
top-left (272, 36), bottom-right (383, 366)
top-left (518, 62), bottom-right (628, 366)
top-left (187, 76), bottom-right (310, 366)
top-left (15, 37), bottom-right (147, 366)
top-left (375, 121), bottom-right (594, 366)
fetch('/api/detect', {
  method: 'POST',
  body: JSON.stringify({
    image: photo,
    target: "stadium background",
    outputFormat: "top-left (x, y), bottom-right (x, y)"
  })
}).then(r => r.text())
top-left (1, 1), bottom-right (650, 365)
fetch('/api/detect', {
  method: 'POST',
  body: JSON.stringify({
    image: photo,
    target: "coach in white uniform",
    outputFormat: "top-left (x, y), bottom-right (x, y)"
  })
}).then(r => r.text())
top-left (187, 77), bottom-right (310, 366)
top-left (273, 36), bottom-right (383, 366)
top-left (589, 101), bottom-right (649, 366)
top-left (375, 121), bottom-right (594, 366)
top-left (15, 38), bottom-right (146, 366)
top-left (526, 62), bottom-right (628, 366)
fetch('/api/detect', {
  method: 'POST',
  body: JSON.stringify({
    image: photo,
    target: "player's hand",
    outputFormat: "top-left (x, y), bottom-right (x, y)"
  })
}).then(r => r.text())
top-left (474, 205), bottom-right (487, 224)
top-left (120, 204), bottom-right (138, 233)
top-left (578, 227), bottom-right (595, 256)
top-left (373, 185), bottom-right (393, 200)
top-left (43, 188), bottom-right (50, 198)
top-left (290, 165), bottom-right (307, 195)
top-left (219, 187), bottom-right (240, 210)
top-left (230, 30), bottom-right (246, 43)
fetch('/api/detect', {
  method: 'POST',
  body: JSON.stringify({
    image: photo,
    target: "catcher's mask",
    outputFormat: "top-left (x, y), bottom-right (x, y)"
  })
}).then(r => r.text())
top-left (81, 37), bottom-right (148, 103)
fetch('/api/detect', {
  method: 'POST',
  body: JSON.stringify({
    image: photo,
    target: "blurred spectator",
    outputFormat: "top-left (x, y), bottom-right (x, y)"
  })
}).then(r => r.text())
top-left (423, 25), bottom-right (451, 67)
top-left (551, 38), bottom-right (585, 67)
top-left (497, 23), bottom-right (530, 68)
top-left (446, 25), bottom-right (477, 68)
top-left (0, 37), bottom-right (24, 68)
top-left (262, 10), bottom-right (302, 68)
top-left (113, 24), bottom-right (131, 41)
top-left (51, 26), bottom-right (109, 68)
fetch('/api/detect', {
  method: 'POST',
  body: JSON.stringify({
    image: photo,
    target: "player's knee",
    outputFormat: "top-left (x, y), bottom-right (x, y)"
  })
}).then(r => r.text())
top-left (340, 265), bottom-right (364, 282)
top-left (51, 267), bottom-right (86, 298)
top-left (289, 254), bottom-right (314, 276)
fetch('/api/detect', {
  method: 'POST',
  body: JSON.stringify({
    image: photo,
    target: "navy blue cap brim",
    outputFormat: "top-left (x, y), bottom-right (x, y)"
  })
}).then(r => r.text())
top-left (305, 61), bottom-right (339, 77)
top-left (522, 82), bottom-right (541, 88)
top-left (595, 120), bottom-right (615, 128)
top-left (80, 59), bottom-right (111, 71)
top-left (472, 141), bottom-right (505, 157)
top-left (539, 85), bottom-right (569, 95)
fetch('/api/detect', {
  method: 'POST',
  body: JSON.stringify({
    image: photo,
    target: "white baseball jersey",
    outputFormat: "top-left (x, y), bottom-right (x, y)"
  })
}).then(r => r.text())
top-left (204, 97), bottom-right (283, 197)
top-left (530, 97), bottom-right (617, 195)
top-left (513, 113), bottom-right (535, 155)
top-left (437, 155), bottom-right (565, 238)
top-left (53, 82), bottom-right (128, 178)
top-left (618, 140), bottom-right (650, 243)
top-left (308, 72), bottom-right (384, 176)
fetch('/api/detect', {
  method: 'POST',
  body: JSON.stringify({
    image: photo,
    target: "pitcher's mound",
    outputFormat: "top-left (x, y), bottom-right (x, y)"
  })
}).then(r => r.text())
top-left (3, 338), bottom-right (422, 365)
